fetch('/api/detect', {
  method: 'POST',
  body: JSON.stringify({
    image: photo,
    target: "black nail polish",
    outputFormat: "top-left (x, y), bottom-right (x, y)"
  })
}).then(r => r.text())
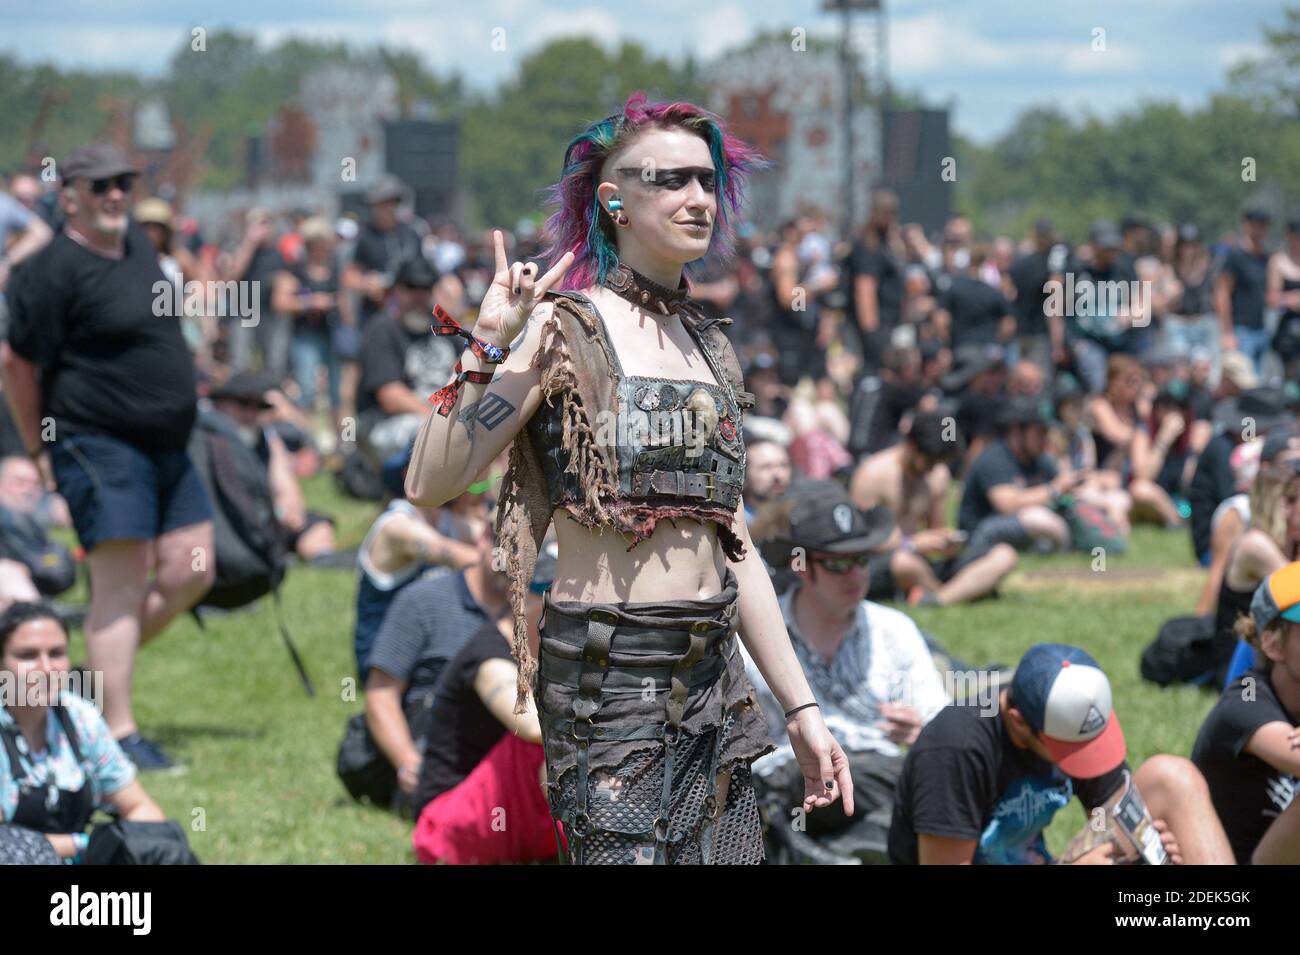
top-left (824, 780), bottom-right (834, 789)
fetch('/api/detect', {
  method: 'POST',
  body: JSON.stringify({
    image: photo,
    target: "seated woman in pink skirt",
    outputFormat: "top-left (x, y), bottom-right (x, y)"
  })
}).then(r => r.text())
top-left (412, 547), bottom-right (556, 865)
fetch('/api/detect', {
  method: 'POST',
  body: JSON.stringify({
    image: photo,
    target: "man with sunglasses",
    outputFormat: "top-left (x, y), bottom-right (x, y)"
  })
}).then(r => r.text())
top-left (744, 479), bottom-right (950, 860)
top-left (0, 143), bottom-right (215, 771)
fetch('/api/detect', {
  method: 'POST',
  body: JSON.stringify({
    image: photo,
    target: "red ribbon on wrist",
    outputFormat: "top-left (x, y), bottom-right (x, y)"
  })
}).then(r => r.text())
top-left (428, 359), bottom-right (494, 417)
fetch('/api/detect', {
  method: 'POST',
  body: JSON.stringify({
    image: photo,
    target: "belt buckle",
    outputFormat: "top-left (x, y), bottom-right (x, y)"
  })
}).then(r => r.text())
top-left (702, 473), bottom-right (715, 500)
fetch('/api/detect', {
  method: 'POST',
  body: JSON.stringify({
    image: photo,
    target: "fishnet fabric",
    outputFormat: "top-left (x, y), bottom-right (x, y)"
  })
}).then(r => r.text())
top-left (551, 715), bottom-right (765, 865)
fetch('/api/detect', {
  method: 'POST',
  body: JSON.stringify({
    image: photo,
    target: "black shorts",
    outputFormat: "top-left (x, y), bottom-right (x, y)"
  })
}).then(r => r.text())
top-left (282, 510), bottom-right (335, 554)
top-left (50, 431), bottom-right (213, 552)
top-left (866, 537), bottom-right (1003, 601)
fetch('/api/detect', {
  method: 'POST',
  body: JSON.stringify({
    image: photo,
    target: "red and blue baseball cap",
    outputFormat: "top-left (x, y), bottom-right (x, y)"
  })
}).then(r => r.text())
top-left (1009, 644), bottom-right (1126, 778)
top-left (1250, 560), bottom-right (1300, 634)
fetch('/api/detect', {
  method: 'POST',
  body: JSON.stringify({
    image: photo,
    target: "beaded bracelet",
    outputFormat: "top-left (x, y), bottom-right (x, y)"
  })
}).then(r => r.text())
top-left (430, 304), bottom-right (510, 365)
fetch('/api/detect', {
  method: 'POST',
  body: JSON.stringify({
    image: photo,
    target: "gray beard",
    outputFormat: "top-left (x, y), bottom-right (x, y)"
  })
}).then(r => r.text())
top-left (401, 310), bottom-right (430, 334)
top-left (94, 214), bottom-right (129, 238)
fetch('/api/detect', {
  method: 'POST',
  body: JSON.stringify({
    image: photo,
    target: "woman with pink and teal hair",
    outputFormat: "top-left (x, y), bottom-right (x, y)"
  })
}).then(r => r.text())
top-left (406, 91), bottom-right (852, 865)
top-left (539, 90), bottom-right (767, 292)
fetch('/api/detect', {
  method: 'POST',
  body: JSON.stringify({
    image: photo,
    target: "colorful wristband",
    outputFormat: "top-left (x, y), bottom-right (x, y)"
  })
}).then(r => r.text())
top-left (430, 304), bottom-right (509, 364)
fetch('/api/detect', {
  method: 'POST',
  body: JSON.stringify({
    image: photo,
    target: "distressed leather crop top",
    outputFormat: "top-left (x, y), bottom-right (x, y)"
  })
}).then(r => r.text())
top-left (494, 266), bottom-right (756, 711)
top-left (524, 289), bottom-right (748, 555)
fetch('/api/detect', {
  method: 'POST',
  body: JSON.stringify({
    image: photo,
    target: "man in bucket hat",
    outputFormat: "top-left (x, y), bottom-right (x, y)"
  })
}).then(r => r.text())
top-left (890, 642), bottom-right (1234, 864)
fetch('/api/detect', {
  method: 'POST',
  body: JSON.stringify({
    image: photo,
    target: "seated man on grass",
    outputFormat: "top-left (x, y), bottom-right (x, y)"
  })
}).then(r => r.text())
top-left (890, 642), bottom-right (1235, 864)
top-left (851, 409), bottom-right (1017, 608)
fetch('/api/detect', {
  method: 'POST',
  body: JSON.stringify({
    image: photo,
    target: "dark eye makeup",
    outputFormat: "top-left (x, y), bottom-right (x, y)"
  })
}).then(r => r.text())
top-left (616, 166), bottom-right (717, 192)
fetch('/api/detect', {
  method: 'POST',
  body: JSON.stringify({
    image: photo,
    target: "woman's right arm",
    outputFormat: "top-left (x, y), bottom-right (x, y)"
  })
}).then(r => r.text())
top-left (407, 231), bottom-right (573, 507)
top-left (404, 305), bottom-right (548, 507)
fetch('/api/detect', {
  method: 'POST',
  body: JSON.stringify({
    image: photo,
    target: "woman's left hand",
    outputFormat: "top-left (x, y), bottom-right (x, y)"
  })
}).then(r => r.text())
top-left (786, 708), bottom-right (854, 816)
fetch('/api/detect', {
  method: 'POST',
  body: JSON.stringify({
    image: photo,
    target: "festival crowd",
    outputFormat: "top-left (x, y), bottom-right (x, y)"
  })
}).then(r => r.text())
top-left (0, 141), bottom-right (1297, 865)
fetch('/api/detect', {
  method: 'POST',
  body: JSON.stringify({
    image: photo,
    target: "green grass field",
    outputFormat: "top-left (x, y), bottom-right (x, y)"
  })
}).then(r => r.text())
top-left (62, 473), bottom-right (1217, 863)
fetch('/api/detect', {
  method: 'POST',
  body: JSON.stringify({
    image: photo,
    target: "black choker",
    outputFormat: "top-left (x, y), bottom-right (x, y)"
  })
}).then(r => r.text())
top-left (602, 262), bottom-right (691, 316)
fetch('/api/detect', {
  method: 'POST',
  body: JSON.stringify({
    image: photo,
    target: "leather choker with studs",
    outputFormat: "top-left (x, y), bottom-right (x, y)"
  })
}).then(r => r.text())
top-left (602, 262), bottom-right (691, 316)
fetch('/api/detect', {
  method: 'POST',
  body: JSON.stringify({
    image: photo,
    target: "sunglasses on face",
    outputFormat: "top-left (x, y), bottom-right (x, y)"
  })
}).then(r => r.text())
top-left (615, 166), bottom-right (717, 192)
top-left (812, 552), bottom-right (871, 574)
top-left (89, 174), bottom-right (136, 196)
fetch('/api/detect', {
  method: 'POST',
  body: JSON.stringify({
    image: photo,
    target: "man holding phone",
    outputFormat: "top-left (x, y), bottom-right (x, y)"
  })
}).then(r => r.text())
top-left (889, 642), bottom-right (1234, 864)
top-left (852, 410), bottom-right (1018, 607)
top-left (957, 395), bottom-right (1086, 557)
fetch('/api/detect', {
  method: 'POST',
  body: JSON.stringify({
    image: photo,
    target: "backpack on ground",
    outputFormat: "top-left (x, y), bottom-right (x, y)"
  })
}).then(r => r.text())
top-left (337, 689), bottom-right (437, 816)
top-left (1140, 614), bottom-right (1230, 688)
top-left (187, 408), bottom-right (314, 695)
top-left (335, 449), bottom-right (386, 502)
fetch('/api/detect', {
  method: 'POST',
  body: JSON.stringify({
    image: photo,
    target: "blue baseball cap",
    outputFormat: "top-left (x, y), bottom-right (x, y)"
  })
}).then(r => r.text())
top-left (1009, 644), bottom-right (1127, 778)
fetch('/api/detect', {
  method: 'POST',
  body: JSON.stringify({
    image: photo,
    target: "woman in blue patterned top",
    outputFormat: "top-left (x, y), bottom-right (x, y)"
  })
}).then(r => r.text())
top-left (0, 602), bottom-right (165, 863)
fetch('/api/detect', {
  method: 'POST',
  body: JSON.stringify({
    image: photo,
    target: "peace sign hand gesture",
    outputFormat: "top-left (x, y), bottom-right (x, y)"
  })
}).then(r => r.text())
top-left (472, 229), bottom-right (575, 348)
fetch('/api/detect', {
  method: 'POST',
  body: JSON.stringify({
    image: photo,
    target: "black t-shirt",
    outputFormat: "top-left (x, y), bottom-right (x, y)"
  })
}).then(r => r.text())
top-left (954, 389), bottom-right (1004, 446)
top-left (7, 225), bottom-right (198, 451)
top-left (1188, 385), bottom-right (1215, 424)
top-left (941, 275), bottom-right (1011, 350)
top-left (413, 621), bottom-right (516, 814)
top-left (1220, 246), bottom-right (1270, 330)
top-left (1188, 432), bottom-right (1238, 560)
top-left (351, 222), bottom-right (423, 323)
top-left (864, 379), bottom-right (926, 455)
top-left (290, 260), bottom-right (340, 331)
top-left (847, 237), bottom-right (903, 329)
top-left (356, 314), bottom-right (458, 417)
top-left (957, 439), bottom-right (1058, 533)
top-left (1069, 257), bottom-right (1141, 344)
top-left (242, 245), bottom-right (286, 319)
top-left (889, 703), bottom-right (1127, 865)
top-left (1191, 668), bottom-right (1299, 864)
top-left (1007, 245), bottom-right (1071, 337)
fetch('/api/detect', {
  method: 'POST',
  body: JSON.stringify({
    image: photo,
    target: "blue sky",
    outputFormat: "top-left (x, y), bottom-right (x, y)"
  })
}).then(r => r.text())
top-left (0, 0), bottom-right (1287, 142)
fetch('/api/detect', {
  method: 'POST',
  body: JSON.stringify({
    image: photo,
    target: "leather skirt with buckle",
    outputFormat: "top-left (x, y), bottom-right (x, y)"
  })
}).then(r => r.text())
top-left (535, 566), bottom-right (775, 864)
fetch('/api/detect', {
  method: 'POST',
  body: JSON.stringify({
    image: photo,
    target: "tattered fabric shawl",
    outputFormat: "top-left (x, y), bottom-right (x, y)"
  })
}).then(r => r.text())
top-left (495, 291), bottom-right (755, 712)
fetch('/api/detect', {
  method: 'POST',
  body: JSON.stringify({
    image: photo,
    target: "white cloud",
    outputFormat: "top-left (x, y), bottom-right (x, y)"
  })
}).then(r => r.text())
top-left (890, 13), bottom-right (1013, 75)
top-left (1217, 42), bottom-right (1265, 71)
top-left (691, 5), bottom-right (753, 61)
top-left (1059, 42), bottom-right (1141, 75)
top-left (529, 8), bottom-right (621, 51)
top-left (0, 24), bottom-right (188, 73)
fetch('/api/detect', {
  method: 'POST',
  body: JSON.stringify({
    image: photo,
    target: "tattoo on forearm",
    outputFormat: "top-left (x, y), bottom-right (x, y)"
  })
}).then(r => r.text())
top-left (458, 391), bottom-right (516, 438)
top-left (483, 681), bottom-right (513, 705)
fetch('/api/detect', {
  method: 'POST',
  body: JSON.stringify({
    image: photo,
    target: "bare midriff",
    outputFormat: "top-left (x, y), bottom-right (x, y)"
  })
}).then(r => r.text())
top-left (548, 506), bottom-right (730, 604)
